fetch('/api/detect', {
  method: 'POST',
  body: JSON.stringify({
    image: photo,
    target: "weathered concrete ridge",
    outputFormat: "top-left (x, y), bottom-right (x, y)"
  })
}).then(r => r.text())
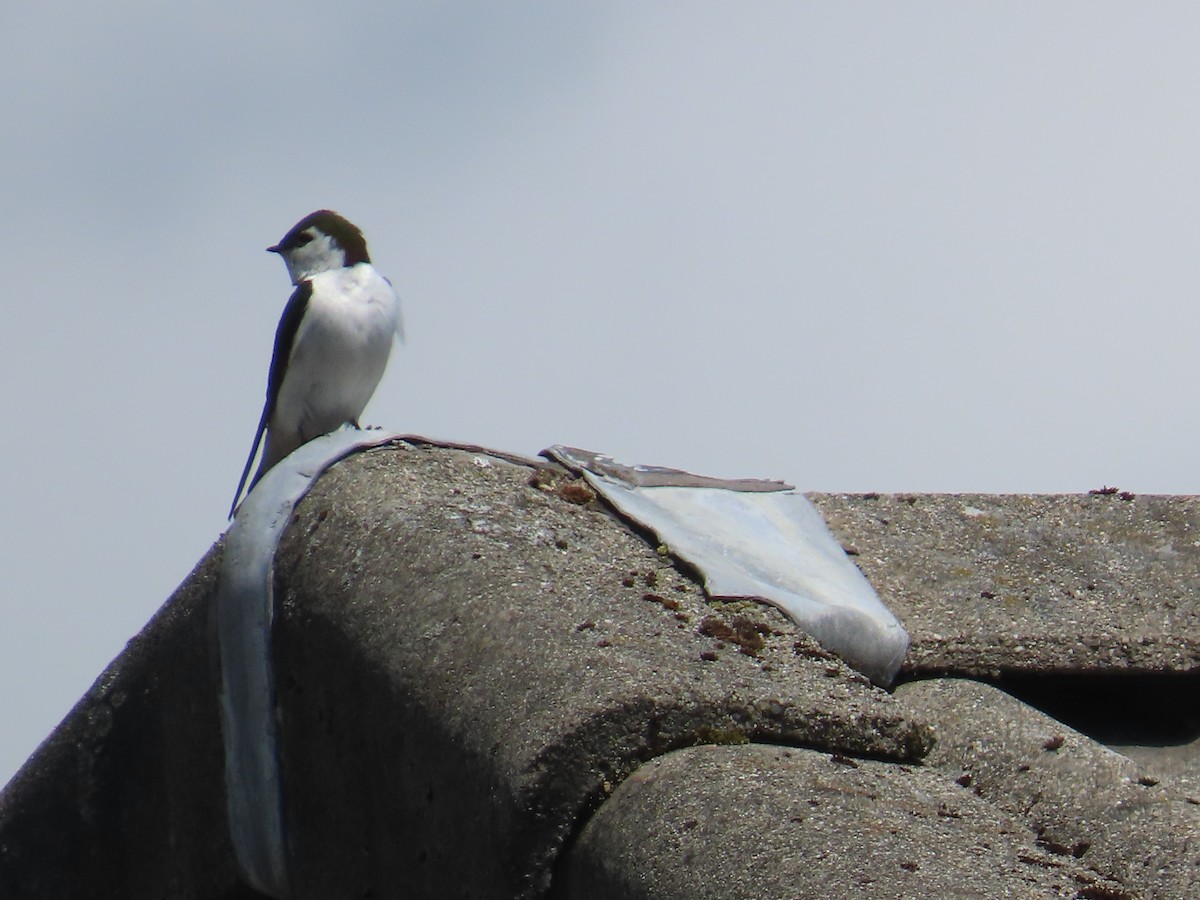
top-left (815, 491), bottom-right (1200, 674)
top-left (1, 442), bottom-right (1198, 898)
top-left (270, 445), bottom-right (929, 897)
top-left (899, 678), bottom-right (1200, 898)
top-left (0, 548), bottom-right (254, 899)
top-left (555, 744), bottom-right (1126, 899)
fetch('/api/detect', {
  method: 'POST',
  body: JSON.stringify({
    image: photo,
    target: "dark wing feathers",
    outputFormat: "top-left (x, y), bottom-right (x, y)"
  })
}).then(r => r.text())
top-left (228, 281), bottom-right (313, 518)
top-left (264, 280), bottom-right (312, 417)
top-left (228, 408), bottom-right (271, 520)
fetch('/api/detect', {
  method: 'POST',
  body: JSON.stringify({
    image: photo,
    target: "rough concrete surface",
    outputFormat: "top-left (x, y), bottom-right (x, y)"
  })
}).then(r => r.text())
top-left (272, 443), bottom-right (931, 899)
top-left (554, 743), bottom-right (1127, 899)
top-left (0, 546), bottom-right (258, 900)
top-left (2, 442), bottom-right (1198, 899)
top-left (899, 677), bottom-right (1200, 899)
top-left (812, 492), bottom-right (1200, 675)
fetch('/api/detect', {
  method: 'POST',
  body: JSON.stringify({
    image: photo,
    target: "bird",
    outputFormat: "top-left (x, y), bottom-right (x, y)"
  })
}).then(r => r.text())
top-left (229, 210), bottom-right (403, 518)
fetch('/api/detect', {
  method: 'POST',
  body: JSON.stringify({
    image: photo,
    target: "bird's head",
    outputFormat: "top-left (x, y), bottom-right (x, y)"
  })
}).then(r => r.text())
top-left (268, 210), bottom-right (371, 285)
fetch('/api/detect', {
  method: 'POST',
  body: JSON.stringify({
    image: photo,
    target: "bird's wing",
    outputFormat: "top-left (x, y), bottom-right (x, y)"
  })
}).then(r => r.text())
top-left (228, 405), bottom-right (270, 519)
top-left (263, 280), bottom-right (312, 414)
top-left (228, 281), bottom-right (314, 518)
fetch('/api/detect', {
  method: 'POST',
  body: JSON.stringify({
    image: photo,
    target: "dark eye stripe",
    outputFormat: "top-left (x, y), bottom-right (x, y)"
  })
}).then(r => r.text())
top-left (291, 232), bottom-right (315, 248)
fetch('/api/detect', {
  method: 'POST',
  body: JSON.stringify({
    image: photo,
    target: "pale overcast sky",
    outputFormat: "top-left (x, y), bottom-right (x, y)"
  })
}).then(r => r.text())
top-left (3, 3), bottom-right (1198, 785)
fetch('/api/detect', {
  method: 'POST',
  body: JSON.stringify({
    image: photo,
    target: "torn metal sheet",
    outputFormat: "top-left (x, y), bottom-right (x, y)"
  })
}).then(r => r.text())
top-left (544, 446), bottom-right (909, 686)
top-left (216, 428), bottom-right (399, 898)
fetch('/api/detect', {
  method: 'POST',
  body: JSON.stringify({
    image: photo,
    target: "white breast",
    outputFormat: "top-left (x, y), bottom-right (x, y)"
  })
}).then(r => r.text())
top-left (270, 263), bottom-right (402, 448)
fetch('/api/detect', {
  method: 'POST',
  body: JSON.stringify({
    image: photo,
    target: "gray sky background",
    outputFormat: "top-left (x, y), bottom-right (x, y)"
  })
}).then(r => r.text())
top-left (3, 3), bottom-right (1199, 786)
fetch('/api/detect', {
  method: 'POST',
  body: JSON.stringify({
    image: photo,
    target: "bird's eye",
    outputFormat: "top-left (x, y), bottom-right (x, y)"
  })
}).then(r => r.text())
top-left (292, 232), bottom-right (315, 248)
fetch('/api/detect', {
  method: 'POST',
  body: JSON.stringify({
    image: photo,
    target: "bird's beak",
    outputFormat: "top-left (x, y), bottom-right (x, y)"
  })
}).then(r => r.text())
top-left (266, 244), bottom-right (281, 254)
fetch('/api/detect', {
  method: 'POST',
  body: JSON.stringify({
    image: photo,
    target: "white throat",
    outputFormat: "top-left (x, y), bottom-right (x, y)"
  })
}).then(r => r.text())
top-left (281, 232), bottom-right (347, 285)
